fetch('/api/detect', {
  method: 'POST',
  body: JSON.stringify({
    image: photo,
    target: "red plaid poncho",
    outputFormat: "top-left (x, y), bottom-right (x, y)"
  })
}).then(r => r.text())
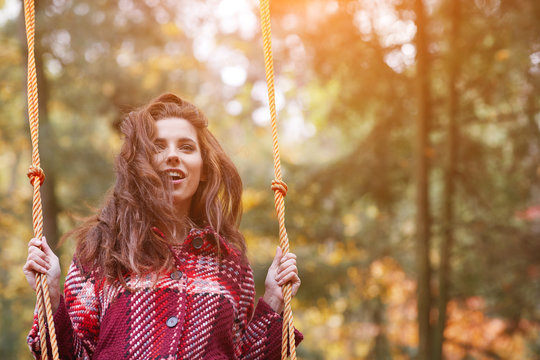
top-left (27, 227), bottom-right (302, 359)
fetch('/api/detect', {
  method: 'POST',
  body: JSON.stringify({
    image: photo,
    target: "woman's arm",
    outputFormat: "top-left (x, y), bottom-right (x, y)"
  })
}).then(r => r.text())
top-left (25, 239), bottom-right (100, 359)
top-left (233, 248), bottom-right (303, 359)
top-left (263, 247), bottom-right (301, 313)
top-left (23, 237), bottom-right (61, 312)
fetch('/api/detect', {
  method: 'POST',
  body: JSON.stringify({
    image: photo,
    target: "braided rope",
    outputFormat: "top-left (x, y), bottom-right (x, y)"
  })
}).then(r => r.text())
top-left (259, 1), bottom-right (296, 359)
top-left (23, 1), bottom-right (60, 359)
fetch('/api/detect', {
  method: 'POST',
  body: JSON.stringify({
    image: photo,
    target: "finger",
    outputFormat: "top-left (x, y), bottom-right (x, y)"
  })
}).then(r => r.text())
top-left (277, 258), bottom-right (297, 271)
top-left (280, 253), bottom-right (297, 264)
top-left (41, 237), bottom-right (54, 256)
top-left (291, 278), bottom-right (301, 297)
top-left (28, 246), bottom-right (49, 264)
top-left (278, 272), bottom-right (300, 286)
top-left (276, 265), bottom-right (299, 283)
top-left (26, 250), bottom-right (50, 267)
top-left (28, 237), bottom-right (42, 248)
top-left (276, 266), bottom-right (298, 281)
top-left (271, 246), bottom-right (283, 267)
top-left (276, 262), bottom-right (297, 279)
top-left (27, 254), bottom-right (50, 270)
top-left (24, 259), bottom-right (49, 274)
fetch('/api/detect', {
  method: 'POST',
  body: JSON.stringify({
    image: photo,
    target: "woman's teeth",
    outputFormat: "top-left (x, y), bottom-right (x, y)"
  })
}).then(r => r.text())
top-left (167, 170), bottom-right (185, 180)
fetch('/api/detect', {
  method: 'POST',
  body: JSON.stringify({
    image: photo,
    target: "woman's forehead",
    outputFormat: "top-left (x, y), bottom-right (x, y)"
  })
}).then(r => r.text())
top-left (155, 118), bottom-right (198, 141)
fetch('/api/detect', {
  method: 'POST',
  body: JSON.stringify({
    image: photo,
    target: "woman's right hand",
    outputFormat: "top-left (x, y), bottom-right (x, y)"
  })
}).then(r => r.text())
top-left (23, 237), bottom-right (61, 313)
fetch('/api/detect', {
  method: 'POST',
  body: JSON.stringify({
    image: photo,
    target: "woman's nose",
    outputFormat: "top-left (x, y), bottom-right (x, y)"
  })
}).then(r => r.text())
top-left (165, 146), bottom-right (180, 165)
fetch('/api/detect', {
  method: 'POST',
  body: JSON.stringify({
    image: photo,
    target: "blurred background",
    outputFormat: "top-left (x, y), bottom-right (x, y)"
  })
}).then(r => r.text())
top-left (1, 0), bottom-right (539, 359)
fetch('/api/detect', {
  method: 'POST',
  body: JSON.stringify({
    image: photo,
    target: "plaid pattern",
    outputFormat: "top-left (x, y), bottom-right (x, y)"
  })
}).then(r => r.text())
top-left (27, 227), bottom-right (302, 359)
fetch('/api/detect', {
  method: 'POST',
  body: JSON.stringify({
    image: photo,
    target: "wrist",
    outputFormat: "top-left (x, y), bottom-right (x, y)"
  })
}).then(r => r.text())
top-left (263, 293), bottom-right (284, 314)
top-left (48, 285), bottom-right (61, 314)
top-left (35, 288), bottom-right (61, 314)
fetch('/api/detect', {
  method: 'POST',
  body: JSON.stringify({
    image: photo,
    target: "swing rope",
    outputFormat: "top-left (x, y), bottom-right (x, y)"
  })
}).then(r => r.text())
top-left (23, 1), bottom-right (60, 359)
top-left (259, 1), bottom-right (297, 359)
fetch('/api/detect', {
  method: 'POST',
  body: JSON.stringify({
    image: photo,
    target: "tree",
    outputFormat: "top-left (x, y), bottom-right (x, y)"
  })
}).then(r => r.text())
top-left (434, 0), bottom-right (461, 359)
top-left (413, 0), bottom-right (433, 358)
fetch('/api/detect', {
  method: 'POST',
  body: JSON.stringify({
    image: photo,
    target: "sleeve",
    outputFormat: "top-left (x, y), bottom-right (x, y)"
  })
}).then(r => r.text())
top-left (233, 263), bottom-right (303, 360)
top-left (27, 258), bottom-right (101, 360)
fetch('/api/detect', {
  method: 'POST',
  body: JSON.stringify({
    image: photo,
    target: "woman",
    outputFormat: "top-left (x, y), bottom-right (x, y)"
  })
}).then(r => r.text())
top-left (23, 93), bottom-right (302, 359)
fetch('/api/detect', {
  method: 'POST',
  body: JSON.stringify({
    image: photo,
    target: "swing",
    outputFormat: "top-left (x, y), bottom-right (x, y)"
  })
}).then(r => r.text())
top-left (23, 0), bottom-right (296, 359)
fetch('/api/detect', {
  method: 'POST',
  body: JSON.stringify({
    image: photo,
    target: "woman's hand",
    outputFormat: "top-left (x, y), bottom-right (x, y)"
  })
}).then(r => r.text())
top-left (263, 247), bottom-right (301, 314)
top-left (23, 237), bottom-right (61, 313)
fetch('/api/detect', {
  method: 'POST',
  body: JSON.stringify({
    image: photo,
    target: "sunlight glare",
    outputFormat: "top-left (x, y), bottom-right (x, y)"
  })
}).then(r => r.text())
top-left (401, 43), bottom-right (416, 58)
top-left (217, 0), bottom-right (257, 39)
top-left (354, 10), bottom-right (372, 37)
top-left (352, 1), bottom-right (418, 72)
top-left (252, 107), bottom-right (270, 126)
top-left (226, 100), bottom-right (243, 116)
top-left (0, 0), bottom-right (20, 27)
top-left (220, 66), bottom-right (247, 87)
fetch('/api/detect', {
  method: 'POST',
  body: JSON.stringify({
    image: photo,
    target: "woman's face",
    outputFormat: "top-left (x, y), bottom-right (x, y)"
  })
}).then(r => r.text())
top-left (153, 118), bottom-right (203, 213)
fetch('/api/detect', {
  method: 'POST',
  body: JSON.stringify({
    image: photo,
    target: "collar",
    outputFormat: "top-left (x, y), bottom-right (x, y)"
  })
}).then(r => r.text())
top-left (151, 225), bottom-right (238, 257)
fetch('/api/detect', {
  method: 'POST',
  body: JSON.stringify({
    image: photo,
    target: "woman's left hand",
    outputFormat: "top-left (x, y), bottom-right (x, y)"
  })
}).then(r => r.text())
top-left (263, 247), bottom-right (301, 314)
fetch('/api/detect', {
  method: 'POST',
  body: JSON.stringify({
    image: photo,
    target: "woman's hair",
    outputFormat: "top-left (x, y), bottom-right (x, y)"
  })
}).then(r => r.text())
top-left (72, 93), bottom-right (246, 284)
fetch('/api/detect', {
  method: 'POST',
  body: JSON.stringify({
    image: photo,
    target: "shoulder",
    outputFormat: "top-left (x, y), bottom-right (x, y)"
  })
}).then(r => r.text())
top-left (66, 254), bottom-right (107, 293)
top-left (187, 226), bottom-right (247, 262)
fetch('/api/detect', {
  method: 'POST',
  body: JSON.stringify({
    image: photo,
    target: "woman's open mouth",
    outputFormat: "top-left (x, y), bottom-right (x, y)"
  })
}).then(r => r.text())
top-left (166, 169), bottom-right (185, 184)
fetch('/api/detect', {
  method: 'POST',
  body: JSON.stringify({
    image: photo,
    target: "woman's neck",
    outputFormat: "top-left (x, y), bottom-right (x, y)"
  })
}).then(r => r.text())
top-left (155, 215), bottom-right (191, 244)
top-left (172, 225), bottom-right (188, 243)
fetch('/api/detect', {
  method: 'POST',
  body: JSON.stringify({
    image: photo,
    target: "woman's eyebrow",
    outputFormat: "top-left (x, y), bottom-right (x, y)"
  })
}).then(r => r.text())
top-left (176, 137), bottom-right (197, 143)
top-left (154, 136), bottom-right (196, 143)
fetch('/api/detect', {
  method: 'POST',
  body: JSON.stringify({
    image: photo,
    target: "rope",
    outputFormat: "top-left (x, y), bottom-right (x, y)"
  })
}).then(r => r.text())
top-left (259, 1), bottom-right (296, 359)
top-left (23, 1), bottom-right (60, 359)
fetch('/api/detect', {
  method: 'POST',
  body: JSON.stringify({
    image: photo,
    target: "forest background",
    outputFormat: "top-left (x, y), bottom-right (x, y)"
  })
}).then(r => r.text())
top-left (1, 0), bottom-right (539, 359)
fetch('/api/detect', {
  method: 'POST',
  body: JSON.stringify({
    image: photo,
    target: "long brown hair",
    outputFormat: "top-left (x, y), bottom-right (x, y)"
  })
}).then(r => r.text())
top-left (72, 93), bottom-right (246, 284)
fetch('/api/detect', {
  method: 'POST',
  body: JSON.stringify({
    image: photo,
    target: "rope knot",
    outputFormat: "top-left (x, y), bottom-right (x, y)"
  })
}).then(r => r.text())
top-left (27, 165), bottom-right (45, 186)
top-left (271, 179), bottom-right (288, 197)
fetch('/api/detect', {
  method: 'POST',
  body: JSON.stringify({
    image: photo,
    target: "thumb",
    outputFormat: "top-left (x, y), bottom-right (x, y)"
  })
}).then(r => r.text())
top-left (271, 246), bottom-right (283, 267)
top-left (41, 237), bottom-right (53, 255)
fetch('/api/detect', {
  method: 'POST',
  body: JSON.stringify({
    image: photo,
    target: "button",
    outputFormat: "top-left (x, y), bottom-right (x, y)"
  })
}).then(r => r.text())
top-left (170, 271), bottom-right (182, 280)
top-left (192, 236), bottom-right (204, 249)
top-left (166, 316), bottom-right (178, 328)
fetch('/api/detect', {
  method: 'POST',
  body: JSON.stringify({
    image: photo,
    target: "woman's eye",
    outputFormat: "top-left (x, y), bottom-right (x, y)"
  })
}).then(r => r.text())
top-left (179, 144), bottom-right (194, 151)
top-left (155, 143), bottom-right (166, 150)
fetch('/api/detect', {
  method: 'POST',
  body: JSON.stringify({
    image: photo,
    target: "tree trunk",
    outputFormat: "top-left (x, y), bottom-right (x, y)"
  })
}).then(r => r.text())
top-left (368, 298), bottom-right (392, 360)
top-left (434, 1), bottom-right (461, 359)
top-left (414, 0), bottom-right (433, 359)
top-left (525, 72), bottom-right (540, 142)
top-left (19, 0), bottom-right (60, 248)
